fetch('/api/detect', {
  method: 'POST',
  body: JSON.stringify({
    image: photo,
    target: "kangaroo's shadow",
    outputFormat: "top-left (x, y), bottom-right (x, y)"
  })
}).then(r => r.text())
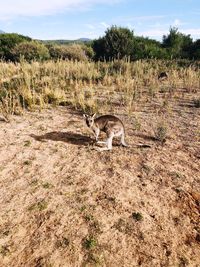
top-left (30, 131), bottom-right (93, 146)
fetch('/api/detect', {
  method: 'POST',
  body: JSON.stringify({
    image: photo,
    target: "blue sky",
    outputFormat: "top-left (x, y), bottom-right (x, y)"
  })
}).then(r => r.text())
top-left (0, 0), bottom-right (200, 40)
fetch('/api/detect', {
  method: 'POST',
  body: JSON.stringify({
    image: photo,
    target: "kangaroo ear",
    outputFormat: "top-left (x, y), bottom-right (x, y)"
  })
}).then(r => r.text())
top-left (92, 113), bottom-right (96, 118)
top-left (83, 114), bottom-right (88, 119)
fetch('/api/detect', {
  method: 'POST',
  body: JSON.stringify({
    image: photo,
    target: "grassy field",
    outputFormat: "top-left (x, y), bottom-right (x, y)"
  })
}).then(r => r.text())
top-left (0, 59), bottom-right (200, 267)
top-left (0, 59), bottom-right (200, 116)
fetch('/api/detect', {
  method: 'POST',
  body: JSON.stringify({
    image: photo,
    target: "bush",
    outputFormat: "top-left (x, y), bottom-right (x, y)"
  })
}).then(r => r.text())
top-left (162, 27), bottom-right (193, 59)
top-left (81, 44), bottom-right (94, 60)
top-left (93, 26), bottom-right (135, 61)
top-left (0, 33), bottom-right (31, 61)
top-left (49, 44), bottom-right (88, 61)
top-left (132, 37), bottom-right (169, 60)
top-left (12, 41), bottom-right (50, 62)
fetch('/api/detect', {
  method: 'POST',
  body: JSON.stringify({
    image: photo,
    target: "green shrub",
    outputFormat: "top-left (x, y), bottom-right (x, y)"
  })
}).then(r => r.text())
top-left (132, 212), bottom-right (143, 221)
top-left (12, 41), bottom-right (50, 62)
top-left (83, 236), bottom-right (97, 250)
top-left (0, 33), bottom-right (31, 61)
top-left (81, 44), bottom-right (95, 60)
top-left (49, 44), bottom-right (88, 61)
top-left (93, 25), bottom-right (135, 61)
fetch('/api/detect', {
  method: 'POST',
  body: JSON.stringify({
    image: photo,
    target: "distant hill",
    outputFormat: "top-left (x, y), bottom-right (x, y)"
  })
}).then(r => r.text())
top-left (42, 38), bottom-right (92, 45)
top-left (0, 31), bottom-right (92, 50)
top-left (76, 38), bottom-right (91, 42)
top-left (0, 31), bottom-right (91, 43)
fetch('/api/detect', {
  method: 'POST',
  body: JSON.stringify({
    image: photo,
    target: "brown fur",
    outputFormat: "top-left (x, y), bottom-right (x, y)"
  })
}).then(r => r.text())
top-left (83, 114), bottom-right (128, 151)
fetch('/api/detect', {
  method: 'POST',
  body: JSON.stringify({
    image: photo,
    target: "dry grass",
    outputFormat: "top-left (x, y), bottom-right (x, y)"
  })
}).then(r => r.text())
top-left (0, 59), bottom-right (200, 267)
top-left (0, 59), bottom-right (200, 117)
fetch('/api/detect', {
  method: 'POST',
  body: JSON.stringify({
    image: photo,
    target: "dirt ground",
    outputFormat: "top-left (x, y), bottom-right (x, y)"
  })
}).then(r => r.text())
top-left (0, 96), bottom-right (200, 267)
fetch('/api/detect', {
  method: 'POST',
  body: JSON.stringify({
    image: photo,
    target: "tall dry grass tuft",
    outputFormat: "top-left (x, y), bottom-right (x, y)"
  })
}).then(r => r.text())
top-left (0, 59), bottom-right (199, 116)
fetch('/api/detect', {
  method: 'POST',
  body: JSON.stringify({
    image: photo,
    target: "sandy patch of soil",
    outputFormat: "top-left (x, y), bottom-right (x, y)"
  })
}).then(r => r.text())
top-left (0, 100), bottom-right (199, 266)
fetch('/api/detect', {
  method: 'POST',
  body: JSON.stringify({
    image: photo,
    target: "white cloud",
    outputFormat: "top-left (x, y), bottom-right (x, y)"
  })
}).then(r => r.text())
top-left (100, 22), bottom-right (110, 28)
top-left (0, 0), bottom-right (121, 20)
top-left (173, 19), bottom-right (182, 27)
top-left (172, 19), bottom-right (188, 27)
top-left (137, 27), bottom-right (200, 40)
top-left (137, 29), bottom-right (168, 38)
top-left (182, 28), bottom-right (200, 36)
top-left (126, 23), bottom-right (132, 29)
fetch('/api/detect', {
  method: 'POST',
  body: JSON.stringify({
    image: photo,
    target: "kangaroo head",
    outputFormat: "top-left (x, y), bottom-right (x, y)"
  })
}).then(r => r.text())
top-left (83, 113), bottom-right (96, 128)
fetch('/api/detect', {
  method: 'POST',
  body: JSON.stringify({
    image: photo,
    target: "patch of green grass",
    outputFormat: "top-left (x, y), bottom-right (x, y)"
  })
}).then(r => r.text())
top-left (83, 236), bottom-right (98, 250)
top-left (28, 200), bottom-right (48, 212)
top-left (132, 212), bottom-right (143, 222)
top-left (42, 182), bottom-right (54, 189)
top-left (80, 205), bottom-right (87, 212)
top-left (29, 179), bottom-right (39, 186)
top-left (23, 160), bottom-right (31, 165)
top-left (24, 140), bottom-right (31, 147)
top-left (84, 214), bottom-right (94, 222)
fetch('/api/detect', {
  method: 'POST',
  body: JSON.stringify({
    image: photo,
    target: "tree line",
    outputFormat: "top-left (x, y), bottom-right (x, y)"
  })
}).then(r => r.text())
top-left (0, 26), bottom-right (200, 62)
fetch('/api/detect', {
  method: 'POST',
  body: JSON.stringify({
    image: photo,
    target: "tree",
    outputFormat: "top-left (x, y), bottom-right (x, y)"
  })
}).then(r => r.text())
top-left (133, 37), bottom-right (169, 59)
top-left (189, 39), bottom-right (200, 59)
top-left (92, 26), bottom-right (135, 60)
top-left (0, 33), bottom-right (31, 61)
top-left (162, 27), bottom-right (193, 58)
top-left (12, 41), bottom-right (50, 62)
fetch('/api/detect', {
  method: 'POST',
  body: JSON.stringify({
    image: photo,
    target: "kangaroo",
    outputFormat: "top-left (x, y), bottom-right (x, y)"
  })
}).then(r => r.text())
top-left (83, 114), bottom-right (128, 151)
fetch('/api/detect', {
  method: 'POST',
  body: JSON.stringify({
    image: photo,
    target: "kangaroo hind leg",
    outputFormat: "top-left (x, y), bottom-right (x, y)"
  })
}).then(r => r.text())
top-left (121, 131), bottom-right (128, 147)
top-left (98, 133), bottom-right (114, 151)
